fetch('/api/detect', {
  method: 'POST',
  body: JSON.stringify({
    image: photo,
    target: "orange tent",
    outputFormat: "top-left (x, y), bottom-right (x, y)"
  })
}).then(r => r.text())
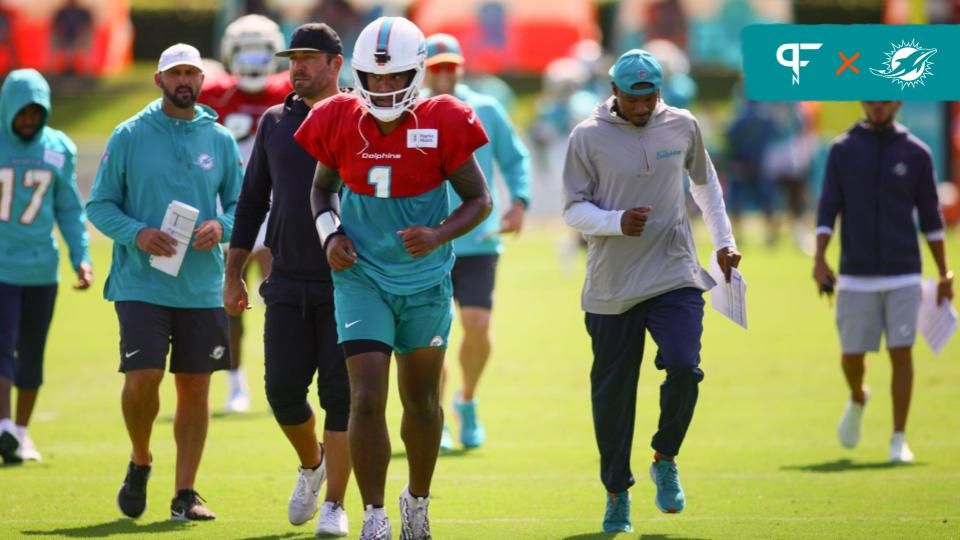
top-left (1, 0), bottom-right (132, 77)
top-left (410, 0), bottom-right (597, 74)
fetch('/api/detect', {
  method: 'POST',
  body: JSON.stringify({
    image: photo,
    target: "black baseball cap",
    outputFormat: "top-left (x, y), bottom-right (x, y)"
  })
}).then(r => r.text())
top-left (275, 23), bottom-right (342, 57)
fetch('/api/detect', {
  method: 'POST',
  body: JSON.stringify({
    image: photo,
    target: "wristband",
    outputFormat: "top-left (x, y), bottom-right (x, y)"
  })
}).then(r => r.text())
top-left (315, 210), bottom-right (343, 249)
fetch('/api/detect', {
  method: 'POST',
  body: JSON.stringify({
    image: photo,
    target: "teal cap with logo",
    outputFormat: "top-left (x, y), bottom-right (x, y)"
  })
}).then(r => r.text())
top-left (609, 49), bottom-right (662, 95)
top-left (426, 33), bottom-right (465, 66)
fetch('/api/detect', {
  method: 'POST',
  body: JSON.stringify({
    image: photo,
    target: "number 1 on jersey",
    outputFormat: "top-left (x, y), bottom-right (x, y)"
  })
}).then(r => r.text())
top-left (368, 166), bottom-right (392, 198)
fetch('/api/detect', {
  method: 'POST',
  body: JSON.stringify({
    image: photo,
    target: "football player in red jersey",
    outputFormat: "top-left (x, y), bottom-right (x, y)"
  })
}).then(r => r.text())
top-left (199, 14), bottom-right (290, 413)
top-left (296, 16), bottom-right (492, 540)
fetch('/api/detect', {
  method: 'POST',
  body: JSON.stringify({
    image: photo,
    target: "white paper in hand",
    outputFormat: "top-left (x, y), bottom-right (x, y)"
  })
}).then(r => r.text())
top-left (149, 201), bottom-right (199, 277)
top-left (708, 257), bottom-right (748, 329)
top-left (918, 279), bottom-right (957, 355)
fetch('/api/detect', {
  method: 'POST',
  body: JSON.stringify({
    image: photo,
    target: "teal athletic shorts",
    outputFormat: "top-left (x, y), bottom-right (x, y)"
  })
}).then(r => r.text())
top-left (332, 266), bottom-right (454, 354)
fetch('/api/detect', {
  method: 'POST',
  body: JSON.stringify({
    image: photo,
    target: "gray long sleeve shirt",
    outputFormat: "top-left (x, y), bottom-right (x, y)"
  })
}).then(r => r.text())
top-left (563, 97), bottom-right (735, 314)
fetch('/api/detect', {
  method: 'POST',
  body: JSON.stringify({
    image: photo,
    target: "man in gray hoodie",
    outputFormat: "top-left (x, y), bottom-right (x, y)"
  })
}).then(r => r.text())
top-left (563, 49), bottom-right (741, 533)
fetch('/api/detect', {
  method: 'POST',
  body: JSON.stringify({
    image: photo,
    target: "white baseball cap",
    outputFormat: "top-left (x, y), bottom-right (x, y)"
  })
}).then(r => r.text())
top-left (157, 43), bottom-right (204, 73)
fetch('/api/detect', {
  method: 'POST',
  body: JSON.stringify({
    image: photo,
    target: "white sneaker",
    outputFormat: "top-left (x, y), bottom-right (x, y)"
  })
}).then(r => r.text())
top-left (17, 433), bottom-right (42, 462)
top-left (315, 501), bottom-right (349, 537)
top-left (889, 432), bottom-right (915, 463)
top-left (399, 487), bottom-right (431, 540)
top-left (838, 388), bottom-right (869, 449)
top-left (224, 388), bottom-right (251, 413)
top-left (288, 462), bottom-right (326, 525)
top-left (360, 505), bottom-right (392, 540)
top-left (439, 424), bottom-right (453, 452)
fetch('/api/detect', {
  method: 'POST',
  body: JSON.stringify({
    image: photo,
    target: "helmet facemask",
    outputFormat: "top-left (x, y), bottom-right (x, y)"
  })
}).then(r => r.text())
top-left (353, 68), bottom-right (424, 122)
top-left (231, 45), bottom-right (278, 93)
top-left (221, 14), bottom-right (284, 94)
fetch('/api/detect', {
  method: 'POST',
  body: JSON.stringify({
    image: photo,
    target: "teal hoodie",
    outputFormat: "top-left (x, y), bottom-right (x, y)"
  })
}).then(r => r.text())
top-left (0, 68), bottom-right (89, 285)
top-left (86, 98), bottom-right (242, 308)
top-left (424, 83), bottom-right (531, 255)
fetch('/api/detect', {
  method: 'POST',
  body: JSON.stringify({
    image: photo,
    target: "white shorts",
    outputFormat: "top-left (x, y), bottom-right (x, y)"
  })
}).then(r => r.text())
top-left (836, 285), bottom-right (921, 353)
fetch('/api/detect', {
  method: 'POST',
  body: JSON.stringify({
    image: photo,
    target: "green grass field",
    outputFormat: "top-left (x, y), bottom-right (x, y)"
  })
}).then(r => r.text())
top-left (0, 223), bottom-right (958, 539)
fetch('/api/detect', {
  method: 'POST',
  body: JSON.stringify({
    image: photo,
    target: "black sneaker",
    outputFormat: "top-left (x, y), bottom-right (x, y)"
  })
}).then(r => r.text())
top-left (170, 489), bottom-right (216, 521)
top-left (0, 430), bottom-right (22, 464)
top-left (117, 461), bottom-right (151, 518)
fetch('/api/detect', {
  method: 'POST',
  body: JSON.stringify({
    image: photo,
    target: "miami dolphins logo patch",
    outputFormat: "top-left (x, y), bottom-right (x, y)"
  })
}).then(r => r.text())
top-left (870, 39), bottom-right (937, 90)
top-left (196, 153), bottom-right (215, 170)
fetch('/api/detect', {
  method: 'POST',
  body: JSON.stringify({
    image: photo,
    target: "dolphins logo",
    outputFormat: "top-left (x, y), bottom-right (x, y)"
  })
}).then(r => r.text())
top-left (870, 39), bottom-right (937, 89)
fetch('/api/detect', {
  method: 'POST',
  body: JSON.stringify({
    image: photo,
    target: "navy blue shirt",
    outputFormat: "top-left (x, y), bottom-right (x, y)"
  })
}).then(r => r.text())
top-left (817, 121), bottom-right (943, 276)
top-left (230, 92), bottom-right (332, 282)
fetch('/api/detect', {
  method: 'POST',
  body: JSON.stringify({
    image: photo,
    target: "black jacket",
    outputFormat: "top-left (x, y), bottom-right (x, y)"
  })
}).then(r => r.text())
top-left (230, 91), bottom-right (332, 281)
top-left (817, 121), bottom-right (943, 276)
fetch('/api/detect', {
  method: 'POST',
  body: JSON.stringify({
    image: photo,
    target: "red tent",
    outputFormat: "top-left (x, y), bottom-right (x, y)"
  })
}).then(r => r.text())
top-left (410, 0), bottom-right (597, 74)
top-left (1, 0), bottom-right (132, 77)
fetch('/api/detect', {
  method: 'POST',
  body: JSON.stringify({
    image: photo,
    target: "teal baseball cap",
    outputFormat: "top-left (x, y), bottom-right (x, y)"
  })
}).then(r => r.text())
top-left (426, 33), bottom-right (465, 66)
top-left (609, 49), bottom-right (662, 95)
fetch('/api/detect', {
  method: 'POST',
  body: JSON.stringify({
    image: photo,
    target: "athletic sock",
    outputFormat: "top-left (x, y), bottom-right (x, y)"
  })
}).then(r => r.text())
top-left (228, 368), bottom-right (246, 392)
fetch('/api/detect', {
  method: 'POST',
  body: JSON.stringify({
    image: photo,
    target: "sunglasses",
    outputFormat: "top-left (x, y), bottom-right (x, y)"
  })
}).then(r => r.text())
top-left (427, 63), bottom-right (459, 74)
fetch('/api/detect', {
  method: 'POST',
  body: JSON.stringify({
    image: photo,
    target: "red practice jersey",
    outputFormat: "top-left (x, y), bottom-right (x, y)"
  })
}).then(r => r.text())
top-left (294, 93), bottom-right (489, 198)
top-left (199, 71), bottom-right (292, 143)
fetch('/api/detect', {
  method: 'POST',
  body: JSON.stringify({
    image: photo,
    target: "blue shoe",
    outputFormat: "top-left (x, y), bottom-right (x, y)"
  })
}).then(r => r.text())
top-left (440, 424), bottom-right (454, 452)
top-left (602, 491), bottom-right (632, 533)
top-left (649, 460), bottom-right (685, 513)
top-left (454, 392), bottom-right (485, 448)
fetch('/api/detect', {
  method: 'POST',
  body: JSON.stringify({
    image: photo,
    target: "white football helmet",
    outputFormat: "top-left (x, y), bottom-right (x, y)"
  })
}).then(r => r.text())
top-left (221, 14), bottom-right (285, 93)
top-left (352, 17), bottom-right (426, 122)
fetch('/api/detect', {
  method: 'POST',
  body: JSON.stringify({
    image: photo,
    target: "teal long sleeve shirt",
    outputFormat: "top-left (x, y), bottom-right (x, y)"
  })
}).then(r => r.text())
top-left (86, 98), bottom-right (242, 308)
top-left (426, 84), bottom-right (531, 256)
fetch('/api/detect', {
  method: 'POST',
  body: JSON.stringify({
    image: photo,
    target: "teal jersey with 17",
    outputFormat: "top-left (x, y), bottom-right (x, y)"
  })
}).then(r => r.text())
top-left (0, 69), bottom-right (89, 286)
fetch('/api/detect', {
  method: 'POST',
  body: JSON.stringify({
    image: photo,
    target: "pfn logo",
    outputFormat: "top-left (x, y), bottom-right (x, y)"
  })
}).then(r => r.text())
top-left (776, 43), bottom-right (823, 85)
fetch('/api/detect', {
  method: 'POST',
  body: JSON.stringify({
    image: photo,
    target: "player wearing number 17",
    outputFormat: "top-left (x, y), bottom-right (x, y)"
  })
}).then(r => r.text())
top-left (295, 16), bottom-right (491, 540)
top-left (0, 69), bottom-right (93, 464)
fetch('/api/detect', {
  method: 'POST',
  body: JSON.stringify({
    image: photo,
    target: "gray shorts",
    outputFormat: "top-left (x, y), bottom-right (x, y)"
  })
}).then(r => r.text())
top-left (836, 285), bottom-right (921, 353)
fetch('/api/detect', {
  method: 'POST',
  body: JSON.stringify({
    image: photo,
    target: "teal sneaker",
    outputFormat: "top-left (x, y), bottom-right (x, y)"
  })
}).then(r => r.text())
top-left (649, 460), bottom-right (685, 513)
top-left (602, 491), bottom-right (632, 533)
top-left (454, 392), bottom-right (485, 448)
top-left (440, 424), bottom-right (454, 452)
